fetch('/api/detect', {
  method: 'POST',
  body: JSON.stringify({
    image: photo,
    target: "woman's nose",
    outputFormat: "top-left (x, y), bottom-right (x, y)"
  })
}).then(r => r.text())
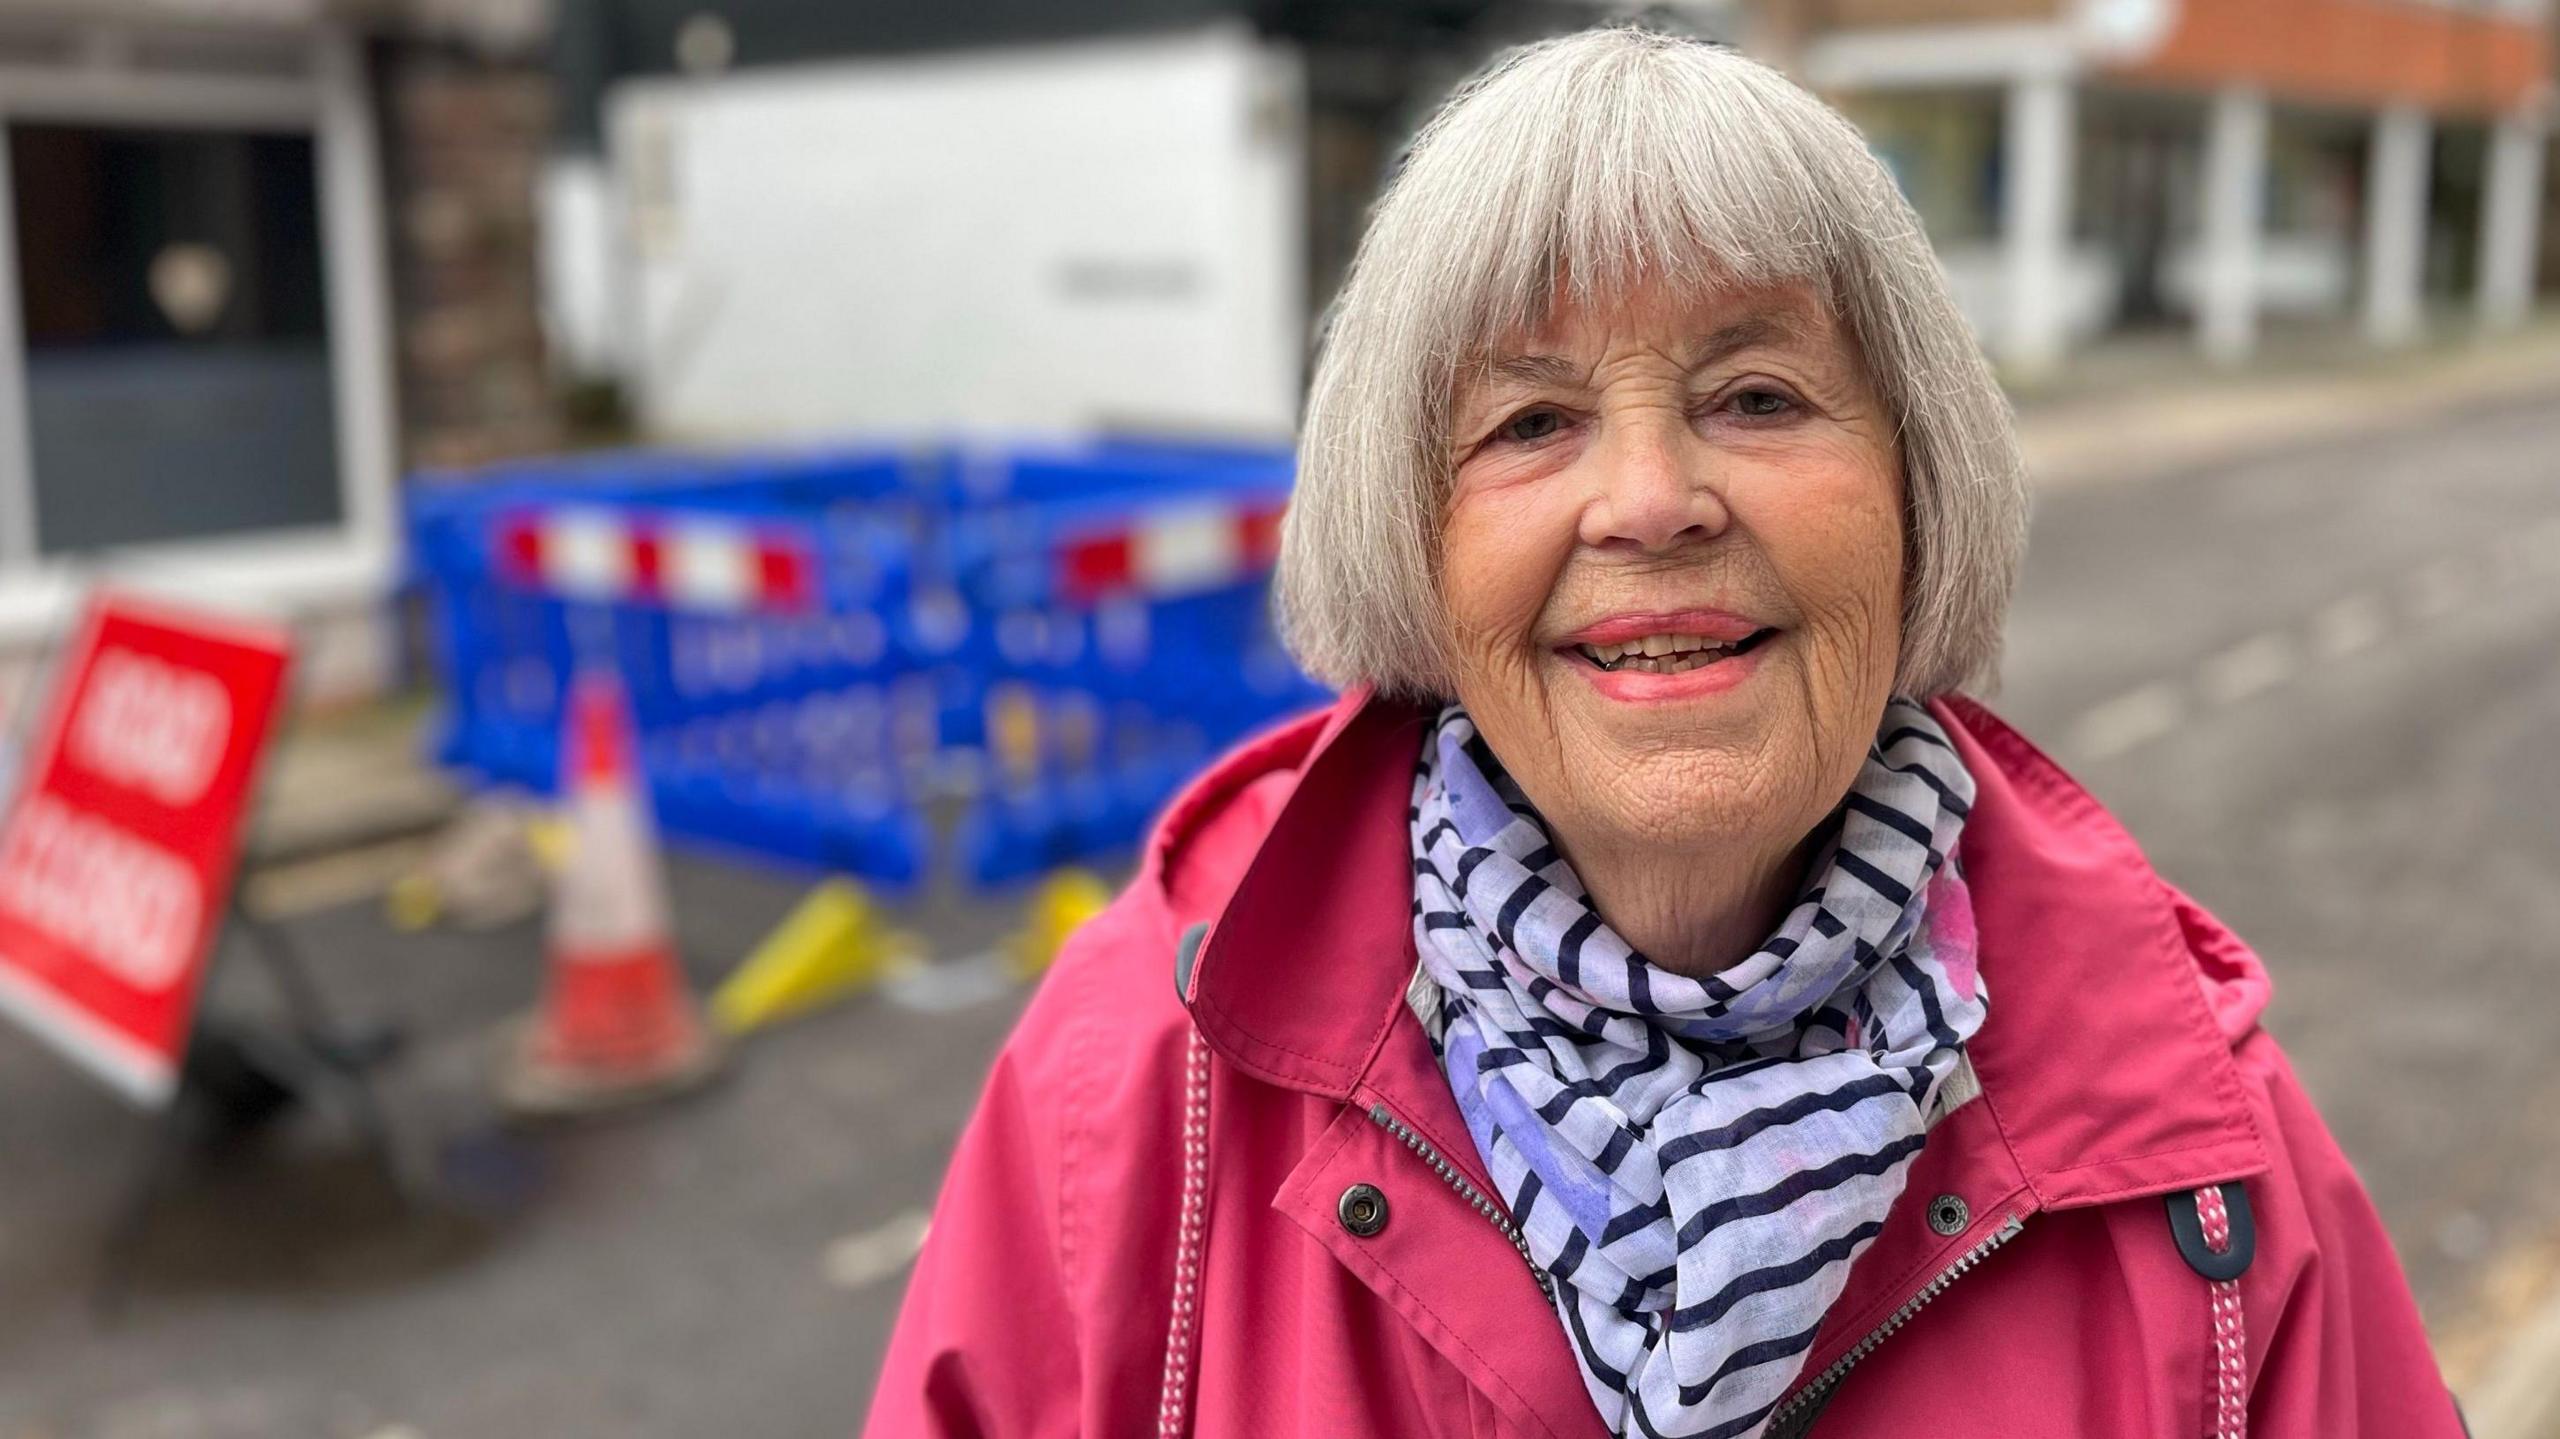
top-left (1579, 417), bottom-right (1731, 553)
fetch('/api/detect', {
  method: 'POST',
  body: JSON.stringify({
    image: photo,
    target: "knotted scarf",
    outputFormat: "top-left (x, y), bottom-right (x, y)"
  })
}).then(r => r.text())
top-left (1408, 697), bottom-right (1986, 1438)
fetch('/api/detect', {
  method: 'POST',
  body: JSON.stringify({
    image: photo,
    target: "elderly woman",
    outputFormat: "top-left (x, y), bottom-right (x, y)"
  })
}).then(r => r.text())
top-left (867, 29), bottom-right (2459, 1439)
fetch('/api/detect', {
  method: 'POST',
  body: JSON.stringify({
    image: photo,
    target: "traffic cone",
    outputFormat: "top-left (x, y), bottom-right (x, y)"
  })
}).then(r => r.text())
top-left (497, 671), bottom-right (721, 1115)
top-left (710, 877), bottom-right (917, 1037)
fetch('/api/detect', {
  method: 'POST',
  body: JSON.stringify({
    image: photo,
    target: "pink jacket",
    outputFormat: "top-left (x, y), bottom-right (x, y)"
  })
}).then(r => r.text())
top-left (866, 693), bottom-right (2464, 1438)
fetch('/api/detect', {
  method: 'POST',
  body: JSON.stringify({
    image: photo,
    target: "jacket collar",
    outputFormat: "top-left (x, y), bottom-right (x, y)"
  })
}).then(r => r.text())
top-left (1177, 690), bottom-right (1429, 1098)
top-left (1180, 689), bottom-right (2267, 1210)
top-left (1930, 695), bottom-right (2269, 1206)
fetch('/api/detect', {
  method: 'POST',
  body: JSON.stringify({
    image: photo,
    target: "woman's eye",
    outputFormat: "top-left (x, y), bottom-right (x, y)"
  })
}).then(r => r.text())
top-left (1728, 388), bottom-right (1795, 418)
top-left (1497, 408), bottom-right (1565, 443)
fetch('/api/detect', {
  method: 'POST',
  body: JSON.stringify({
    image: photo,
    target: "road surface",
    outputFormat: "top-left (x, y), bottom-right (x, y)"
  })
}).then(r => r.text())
top-left (2, 391), bottom-right (2556, 1436)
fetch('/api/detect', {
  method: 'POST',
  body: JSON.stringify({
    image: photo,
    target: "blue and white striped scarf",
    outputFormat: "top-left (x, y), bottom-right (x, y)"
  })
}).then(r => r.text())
top-left (1408, 698), bottom-right (1986, 1439)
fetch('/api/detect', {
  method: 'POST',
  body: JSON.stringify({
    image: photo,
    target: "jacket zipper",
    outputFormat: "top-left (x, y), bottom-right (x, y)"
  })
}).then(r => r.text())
top-left (1365, 1103), bottom-right (1555, 1303)
top-left (1761, 1212), bottom-right (2028, 1438)
top-left (1366, 1098), bottom-right (2025, 1436)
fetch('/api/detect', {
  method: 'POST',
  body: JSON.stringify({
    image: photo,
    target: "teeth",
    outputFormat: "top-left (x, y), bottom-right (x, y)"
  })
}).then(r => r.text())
top-left (1575, 633), bottom-right (1755, 671)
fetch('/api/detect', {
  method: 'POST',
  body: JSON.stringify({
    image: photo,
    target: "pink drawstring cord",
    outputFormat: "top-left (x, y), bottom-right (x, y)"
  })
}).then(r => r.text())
top-left (1156, 1030), bottom-right (1211, 1438)
top-left (2197, 1184), bottom-right (2247, 1439)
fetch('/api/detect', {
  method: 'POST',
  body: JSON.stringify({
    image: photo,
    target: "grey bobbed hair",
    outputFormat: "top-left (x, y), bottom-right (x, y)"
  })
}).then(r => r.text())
top-left (1275, 26), bottom-right (2028, 700)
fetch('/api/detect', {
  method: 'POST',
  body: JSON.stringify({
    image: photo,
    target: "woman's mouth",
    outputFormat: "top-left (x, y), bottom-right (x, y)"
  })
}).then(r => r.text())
top-left (1572, 628), bottom-right (1776, 674)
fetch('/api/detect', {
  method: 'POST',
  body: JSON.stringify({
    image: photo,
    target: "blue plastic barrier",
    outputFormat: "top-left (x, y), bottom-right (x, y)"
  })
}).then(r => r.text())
top-left (406, 436), bottom-right (1327, 893)
top-left (938, 446), bottom-right (1316, 883)
top-left (410, 446), bottom-right (933, 888)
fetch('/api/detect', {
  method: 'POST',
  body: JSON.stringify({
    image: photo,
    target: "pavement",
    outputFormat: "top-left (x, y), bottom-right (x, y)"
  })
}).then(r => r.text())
top-left (1, 325), bottom-right (2557, 1437)
top-left (2016, 316), bottom-right (2560, 489)
top-left (0, 854), bottom-right (1029, 1439)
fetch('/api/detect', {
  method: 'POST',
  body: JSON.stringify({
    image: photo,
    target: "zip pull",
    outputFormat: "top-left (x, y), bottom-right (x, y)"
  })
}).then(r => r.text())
top-left (2166, 1181), bottom-right (2255, 1281)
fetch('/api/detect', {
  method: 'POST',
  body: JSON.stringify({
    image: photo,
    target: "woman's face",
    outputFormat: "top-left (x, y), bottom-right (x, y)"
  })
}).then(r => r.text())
top-left (1438, 278), bottom-right (1905, 881)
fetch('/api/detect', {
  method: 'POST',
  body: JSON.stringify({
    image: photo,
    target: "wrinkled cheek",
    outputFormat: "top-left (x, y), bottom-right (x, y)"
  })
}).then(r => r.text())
top-left (1802, 501), bottom-right (1906, 671)
top-left (1855, 529), bottom-right (1909, 685)
top-left (1793, 577), bottom-right (1893, 694)
top-left (1439, 498), bottom-right (1568, 694)
top-left (1771, 508), bottom-right (1905, 768)
top-left (1825, 570), bottom-right (1905, 689)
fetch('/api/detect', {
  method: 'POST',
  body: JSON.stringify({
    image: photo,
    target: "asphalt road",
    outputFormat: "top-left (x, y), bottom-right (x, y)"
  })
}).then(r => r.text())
top-left (1, 391), bottom-right (2555, 1436)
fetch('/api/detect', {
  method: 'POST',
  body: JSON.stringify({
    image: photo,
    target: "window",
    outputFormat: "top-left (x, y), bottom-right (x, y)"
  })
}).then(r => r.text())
top-left (9, 122), bottom-right (342, 556)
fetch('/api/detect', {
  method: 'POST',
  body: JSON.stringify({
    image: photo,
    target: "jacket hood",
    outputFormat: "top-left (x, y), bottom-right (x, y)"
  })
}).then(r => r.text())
top-left (1142, 690), bottom-right (2271, 1208)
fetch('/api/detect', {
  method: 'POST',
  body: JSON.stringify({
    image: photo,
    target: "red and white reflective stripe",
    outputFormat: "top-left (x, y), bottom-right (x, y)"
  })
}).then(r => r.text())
top-left (2198, 1184), bottom-right (2248, 1439)
top-left (1060, 500), bottom-right (1284, 604)
top-left (500, 508), bottom-right (815, 612)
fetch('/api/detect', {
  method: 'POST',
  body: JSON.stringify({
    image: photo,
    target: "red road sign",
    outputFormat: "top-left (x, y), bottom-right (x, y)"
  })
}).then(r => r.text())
top-left (0, 593), bottom-right (291, 1105)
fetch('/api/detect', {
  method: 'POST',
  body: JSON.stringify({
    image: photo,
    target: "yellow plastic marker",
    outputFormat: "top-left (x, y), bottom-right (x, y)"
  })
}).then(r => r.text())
top-left (526, 812), bottom-right (575, 871)
top-left (989, 682), bottom-right (1043, 788)
top-left (712, 878), bottom-right (917, 1036)
top-left (385, 872), bottom-right (442, 931)
top-left (1005, 868), bottom-right (1113, 982)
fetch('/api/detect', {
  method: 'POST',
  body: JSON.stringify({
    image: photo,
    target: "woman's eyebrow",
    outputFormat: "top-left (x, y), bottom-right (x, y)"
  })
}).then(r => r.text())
top-left (1479, 310), bottom-right (1820, 392)
top-left (1680, 313), bottom-right (1807, 371)
top-left (1484, 352), bottom-right (1586, 388)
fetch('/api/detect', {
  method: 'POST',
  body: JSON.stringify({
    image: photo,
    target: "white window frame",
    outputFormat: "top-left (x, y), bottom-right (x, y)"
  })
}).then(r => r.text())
top-left (0, 24), bottom-right (397, 640)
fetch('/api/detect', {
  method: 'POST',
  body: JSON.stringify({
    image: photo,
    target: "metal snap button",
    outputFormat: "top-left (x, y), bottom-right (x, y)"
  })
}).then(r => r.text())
top-left (1337, 1183), bottom-right (1390, 1237)
top-left (1927, 1193), bottom-right (1970, 1236)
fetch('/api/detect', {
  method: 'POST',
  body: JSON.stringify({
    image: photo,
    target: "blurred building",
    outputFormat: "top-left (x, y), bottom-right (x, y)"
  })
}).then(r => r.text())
top-left (5, 1), bottom-right (2541, 702)
top-left (546, 0), bottom-right (2555, 448)
top-left (0, 0), bottom-right (555, 702)
top-left (1768, 0), bottom-right (2554, 373)
top-left (542, 0), bottom-right (1673, 443)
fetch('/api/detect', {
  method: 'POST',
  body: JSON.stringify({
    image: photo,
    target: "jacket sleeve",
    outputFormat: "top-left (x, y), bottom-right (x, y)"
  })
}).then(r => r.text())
top-left (863, 1035), bottom-right (1083, 1439)
top-left (2238, 1031), bottom-right (2467, 1437)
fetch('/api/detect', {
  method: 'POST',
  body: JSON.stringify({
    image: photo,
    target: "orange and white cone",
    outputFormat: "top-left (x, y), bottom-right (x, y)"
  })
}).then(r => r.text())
top-left (497, 670), bottom-right (721, 1114)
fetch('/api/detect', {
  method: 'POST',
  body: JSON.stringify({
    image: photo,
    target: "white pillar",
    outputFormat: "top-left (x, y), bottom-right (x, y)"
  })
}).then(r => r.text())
top-left (2362, 105), bottom-right (2431, 347)
top-left (315, 25), bottom-right (401, 573)
top-left (2477, 109), bottom-right (2548, 331)
top-left (2198, 88), bottom-right (2270, 364)
top-left (2002, 70), bottom-right (2075, 376)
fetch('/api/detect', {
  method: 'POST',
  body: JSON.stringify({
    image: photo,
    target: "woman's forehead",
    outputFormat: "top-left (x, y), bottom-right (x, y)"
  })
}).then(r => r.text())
top-left (1468, 278), bottom-right (1845, 379)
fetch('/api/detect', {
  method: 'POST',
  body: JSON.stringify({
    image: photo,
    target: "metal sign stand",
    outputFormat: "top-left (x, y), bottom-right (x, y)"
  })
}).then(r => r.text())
top-left (91, 785), bottom-right (411, 1319)
top-left (0, 572), bottom-right (411, 1315)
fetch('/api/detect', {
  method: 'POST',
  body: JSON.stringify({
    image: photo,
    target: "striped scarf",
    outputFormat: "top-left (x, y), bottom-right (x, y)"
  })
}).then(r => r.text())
top-left (1408, 698), bottom-right (1985, 1439)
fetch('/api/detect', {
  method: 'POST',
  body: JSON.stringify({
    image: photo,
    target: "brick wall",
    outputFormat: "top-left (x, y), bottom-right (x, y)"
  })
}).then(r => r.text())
top-left (2104, 0), bottom-right (2548, 115)
top-left (380, 46), bottom-right (564, 471)
top-left (1787, 0), bottom-right (2059, 29)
